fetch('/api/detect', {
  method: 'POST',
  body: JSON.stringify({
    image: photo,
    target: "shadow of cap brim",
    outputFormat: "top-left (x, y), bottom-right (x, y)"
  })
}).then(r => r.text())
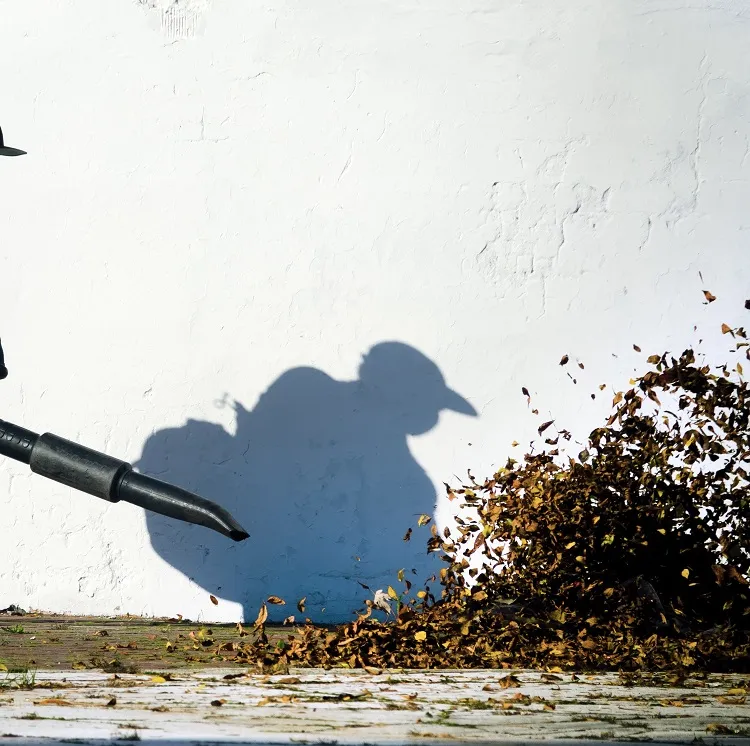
top-left (0, 147), bottom-right (26, 156)
top-left (443, 387), bottom-right (477, 416)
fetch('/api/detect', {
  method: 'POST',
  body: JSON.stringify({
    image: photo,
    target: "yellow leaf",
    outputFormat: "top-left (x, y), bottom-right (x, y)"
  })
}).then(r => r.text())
top-left (681, 568), bottom-right (690, 579)
top-left (472, 590), bottom-right (488, 602)
top-left (0, 663), bottom-right (7, 672)
top-left (417, 591), bottom-right (427, 599)
top-left (417, 514), bottom-right (431, 527)
top-left (397, 569), bottom-right (405, 582)
top-left (564, 541), bottom-right (576, 549)
top-left (387, 586), bottom-right (399, 600)
top-left (151, 675), bottom-right (167, 683)
top-left (414, 631), bottom-right (427, 642)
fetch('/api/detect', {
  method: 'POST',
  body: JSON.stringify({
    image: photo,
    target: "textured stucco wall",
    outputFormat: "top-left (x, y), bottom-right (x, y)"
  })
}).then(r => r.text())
top-left (1, 0), bottom-right (748, 623)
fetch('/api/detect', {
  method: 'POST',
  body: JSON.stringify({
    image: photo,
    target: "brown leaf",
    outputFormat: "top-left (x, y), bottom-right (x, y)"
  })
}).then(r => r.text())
top-left (633, 344), bottom-right (641, 352)
top-left (297, 597), bottom-right (306, 613)
top-left (254, 603), bottom-right (269, 627)
top-left (703, 289), bottom-right (716, 303)
top-left (717, 696), bottom-right (746, 705)
top-left (559, 355), bottom-right (569, 366)
top-left (538, 420), bottom-right (554, 435)
top-left (267, 596), bottom-right (286, 605)
top-left (721, 323), bottom-right (732, 334)
top-left (106, 697), bottom-right (117, 707)
top-left (211, 699), bottom-right (226, 707)
top-left (403, 528), bottom-right (412, 542)
top-left (707, 724), bottom-right (733, 734)
top-left (35, 698), bottom-right (72, 706)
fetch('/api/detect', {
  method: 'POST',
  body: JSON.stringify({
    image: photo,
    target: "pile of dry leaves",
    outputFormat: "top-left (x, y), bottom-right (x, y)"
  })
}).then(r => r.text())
top-left (229, 298), bottom-right (750, 672)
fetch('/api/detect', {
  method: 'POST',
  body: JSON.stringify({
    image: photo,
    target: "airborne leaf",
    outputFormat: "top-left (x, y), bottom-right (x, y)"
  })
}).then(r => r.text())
top-left (538, 420), bottom-right (554, 435)
top-left (255, 604), bottom-right (268, 627)
top-left (559, 355), bottom-right (569, 366)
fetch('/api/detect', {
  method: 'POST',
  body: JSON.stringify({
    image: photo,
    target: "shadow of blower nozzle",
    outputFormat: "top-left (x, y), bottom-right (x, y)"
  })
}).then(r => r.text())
top-left (0, 418), bottom-right (249, 541)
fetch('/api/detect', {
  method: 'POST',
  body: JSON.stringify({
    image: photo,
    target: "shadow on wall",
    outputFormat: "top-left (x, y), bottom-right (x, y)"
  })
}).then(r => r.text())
top-left (135, 342), bottom-right (477, 622)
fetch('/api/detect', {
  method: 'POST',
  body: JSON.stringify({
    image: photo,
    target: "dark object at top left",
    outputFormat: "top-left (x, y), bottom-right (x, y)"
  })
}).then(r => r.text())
top-left (0, 126), bottom-right (26, 156)
top-left (0, 338), bottom-right (7, 379)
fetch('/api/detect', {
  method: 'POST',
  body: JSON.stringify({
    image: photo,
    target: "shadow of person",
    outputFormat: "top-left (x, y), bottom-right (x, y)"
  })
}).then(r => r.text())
top-left (135, 342), bottom-right (477, 622)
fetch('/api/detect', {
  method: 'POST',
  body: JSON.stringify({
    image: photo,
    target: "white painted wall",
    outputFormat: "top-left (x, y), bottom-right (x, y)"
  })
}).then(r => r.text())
top-left (1, 0), bottom-right (748, 623)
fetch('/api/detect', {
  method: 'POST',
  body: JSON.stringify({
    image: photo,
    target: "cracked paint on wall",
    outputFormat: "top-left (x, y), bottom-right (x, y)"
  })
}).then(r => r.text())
top-left (137, 0), bottom-right (212, 39)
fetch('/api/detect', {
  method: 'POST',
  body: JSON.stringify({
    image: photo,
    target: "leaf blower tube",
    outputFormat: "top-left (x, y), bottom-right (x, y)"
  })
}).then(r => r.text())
top-left (0, 418), bottom-right (249, 541)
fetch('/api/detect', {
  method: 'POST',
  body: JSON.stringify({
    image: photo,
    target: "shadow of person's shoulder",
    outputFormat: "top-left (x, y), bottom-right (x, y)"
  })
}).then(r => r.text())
top-left (253, 366), bottom-right (343, 409)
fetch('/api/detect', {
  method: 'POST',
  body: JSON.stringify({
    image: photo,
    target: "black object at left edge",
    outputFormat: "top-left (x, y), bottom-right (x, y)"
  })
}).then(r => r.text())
top-left (0, 337), bottom-right (247, 540)
top-left (0, 126), bottom-right (26, 157)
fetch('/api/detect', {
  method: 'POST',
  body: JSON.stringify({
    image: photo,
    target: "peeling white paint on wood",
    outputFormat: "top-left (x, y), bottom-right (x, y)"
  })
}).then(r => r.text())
top-left (0, 668), bottom-right (748, 744)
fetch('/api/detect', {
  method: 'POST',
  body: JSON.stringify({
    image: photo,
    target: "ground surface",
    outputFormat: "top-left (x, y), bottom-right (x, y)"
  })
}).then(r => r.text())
top-left (1, 617), bottom-right (749, 744)
top-left (0, 615), bottom-right (292, 673)
top-left (0, 667), bottom-right (749, 745)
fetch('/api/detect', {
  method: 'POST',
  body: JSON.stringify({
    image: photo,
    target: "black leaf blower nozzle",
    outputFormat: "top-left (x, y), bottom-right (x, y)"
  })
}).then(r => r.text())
top-left (0, 418), bottom-right (249, 541)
